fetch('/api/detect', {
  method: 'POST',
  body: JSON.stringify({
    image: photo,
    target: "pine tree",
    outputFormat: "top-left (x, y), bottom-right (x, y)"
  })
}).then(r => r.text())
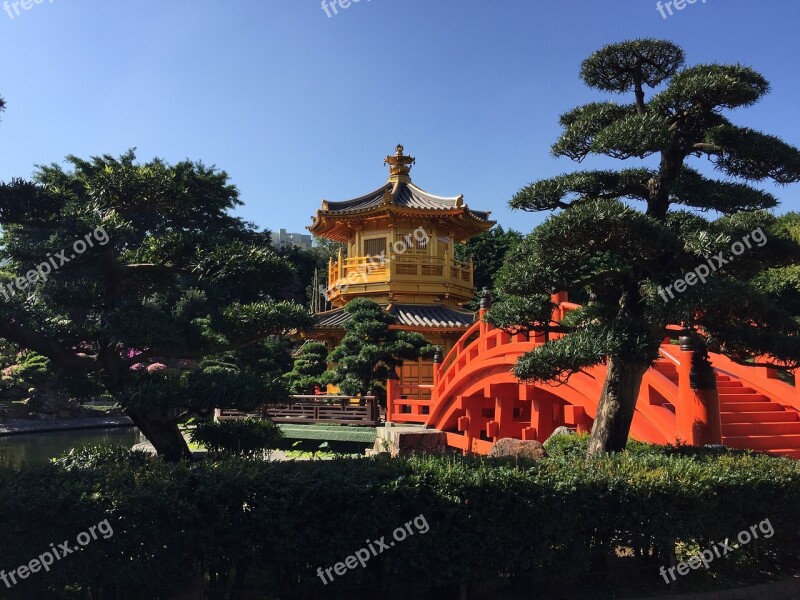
top-left (283, 341), bottom-right (328, 395)
top-left (326, 298), bottom-right (433, 402)
top-left (490, 39), bottom-right (800, 455)
top-left (0, 150), bottom-right (311, 460)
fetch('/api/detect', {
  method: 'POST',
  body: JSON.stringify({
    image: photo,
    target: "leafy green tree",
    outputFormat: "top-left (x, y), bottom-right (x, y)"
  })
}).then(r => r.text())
top-left (753, 212), bottom-right (800, 310)
top-left (455, 226), bottom-right (523, 293)
top-left (0, 150), bottom-right (312, 460)
top-left (283, 341), bottom-right (328, 395)
top-left (489, 39), bottom-right (800, 455)
top-left (326, 298), bottom-right (434, 402)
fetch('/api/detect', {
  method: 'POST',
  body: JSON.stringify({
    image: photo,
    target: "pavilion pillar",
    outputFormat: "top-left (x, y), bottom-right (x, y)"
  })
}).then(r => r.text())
top-left (385, 368), bottom-right (398, 424)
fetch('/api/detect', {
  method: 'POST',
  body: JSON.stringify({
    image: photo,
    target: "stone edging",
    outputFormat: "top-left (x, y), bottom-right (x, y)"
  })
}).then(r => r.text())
top-left (634, 574), bottom-right (800, 600)
top-left (0, 416), bottom-right (134, 437)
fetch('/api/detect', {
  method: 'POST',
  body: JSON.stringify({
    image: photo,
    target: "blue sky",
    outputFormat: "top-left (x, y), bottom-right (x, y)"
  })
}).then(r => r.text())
top-left (1, 0), bottom-right (798, 236)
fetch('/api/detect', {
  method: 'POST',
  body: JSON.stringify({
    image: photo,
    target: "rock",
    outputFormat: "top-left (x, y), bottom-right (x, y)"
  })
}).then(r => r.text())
top-left (546, 426), bottom-right (575, 441)
top-left (488, 438), bottom-right (547, 459)
top-left (132, 442), bottom-right (157, 455)
top-left (26, 391), bottom-right (81, 418)
top-left (374, 426), bottom-right (447, 457)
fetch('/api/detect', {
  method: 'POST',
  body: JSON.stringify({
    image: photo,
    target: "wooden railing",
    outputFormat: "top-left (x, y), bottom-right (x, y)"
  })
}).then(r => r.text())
top-left (265, 395), bottom-right (380, 426)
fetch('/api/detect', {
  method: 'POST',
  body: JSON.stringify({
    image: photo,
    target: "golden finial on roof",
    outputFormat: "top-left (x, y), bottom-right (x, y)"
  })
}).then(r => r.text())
top-left (384, 144), bottom-right (415, 182)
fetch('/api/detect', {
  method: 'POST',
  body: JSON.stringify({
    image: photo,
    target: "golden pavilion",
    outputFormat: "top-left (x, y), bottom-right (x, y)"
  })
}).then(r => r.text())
top-left (309, 145), bottom-right (494, 393)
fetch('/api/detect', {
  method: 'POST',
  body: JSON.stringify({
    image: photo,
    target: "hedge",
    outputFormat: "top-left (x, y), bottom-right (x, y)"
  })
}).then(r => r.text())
top-left (0, 441), bottom-right (798, 599)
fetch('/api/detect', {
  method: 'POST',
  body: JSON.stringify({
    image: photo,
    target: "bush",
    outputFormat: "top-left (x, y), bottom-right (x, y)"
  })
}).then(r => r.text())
top-left (5, 351), bottom-right (53, 388)
top-left (0, 446), bottom-right (799, 599)
top-left (189, 418), bottom-right (283, 458)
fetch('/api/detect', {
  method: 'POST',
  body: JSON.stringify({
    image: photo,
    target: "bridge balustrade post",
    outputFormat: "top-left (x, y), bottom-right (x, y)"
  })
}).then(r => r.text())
top-left (795, 369), bottom-right (800, 403)
top-left (432, 347), bottom-right (442, 390)
top-left (676, 331), bottom-right (721, 446)
top-left (550, 292), bottom-right (568, 338)
top-left (479, 288), bottom-right (492, 338)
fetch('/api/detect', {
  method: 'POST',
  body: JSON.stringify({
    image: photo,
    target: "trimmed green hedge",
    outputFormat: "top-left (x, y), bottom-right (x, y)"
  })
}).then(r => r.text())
top-left (0, 443), bottom-right (798, 599)
top-left (189, 418), bottom-right (283, 458)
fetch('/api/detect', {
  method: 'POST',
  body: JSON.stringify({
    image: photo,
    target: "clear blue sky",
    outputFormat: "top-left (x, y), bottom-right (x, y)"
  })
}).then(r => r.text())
top-left (1, 0), bottom-right (798, 235)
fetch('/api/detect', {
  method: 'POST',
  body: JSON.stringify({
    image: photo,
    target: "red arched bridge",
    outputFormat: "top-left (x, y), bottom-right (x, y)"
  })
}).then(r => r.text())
top-left (386, 295), bottom-right (800, 458)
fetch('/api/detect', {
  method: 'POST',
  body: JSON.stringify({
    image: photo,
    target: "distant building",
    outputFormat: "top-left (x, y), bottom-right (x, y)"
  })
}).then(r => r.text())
top-left (272, 229), bottom-right (313, 250)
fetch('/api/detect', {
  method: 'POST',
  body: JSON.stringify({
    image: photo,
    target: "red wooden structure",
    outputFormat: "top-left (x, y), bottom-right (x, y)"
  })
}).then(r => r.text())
top-left (386, 294), bottom-right (800, 458)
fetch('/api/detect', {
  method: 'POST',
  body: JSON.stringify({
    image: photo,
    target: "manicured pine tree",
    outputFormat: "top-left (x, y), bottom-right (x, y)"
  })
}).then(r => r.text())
top-left (0, 150), bottom-right (312, 460)
top-left (283, 341), bottom-right (329, 395)
top-left (326, 298), bottom-right (434, 403)
top-left (489, 39), bottom-right (800, 455)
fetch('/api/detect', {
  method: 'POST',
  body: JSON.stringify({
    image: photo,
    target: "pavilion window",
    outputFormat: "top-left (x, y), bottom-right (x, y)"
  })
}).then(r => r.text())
top-left (364, 237), bottom-right (387, 257)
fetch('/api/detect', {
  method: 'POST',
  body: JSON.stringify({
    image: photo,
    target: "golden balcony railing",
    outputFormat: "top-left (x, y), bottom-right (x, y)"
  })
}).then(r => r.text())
top-left (326, 254), bottom-right (473, 300)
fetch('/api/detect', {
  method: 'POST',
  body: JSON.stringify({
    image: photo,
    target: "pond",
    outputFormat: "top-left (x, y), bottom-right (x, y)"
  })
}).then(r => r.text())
top-left (0, 427), bottom-right (140, 466)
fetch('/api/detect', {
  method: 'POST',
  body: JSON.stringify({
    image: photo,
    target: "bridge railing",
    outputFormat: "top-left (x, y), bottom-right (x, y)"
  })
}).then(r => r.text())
top-left (386, 291), bottom-right (799, 449)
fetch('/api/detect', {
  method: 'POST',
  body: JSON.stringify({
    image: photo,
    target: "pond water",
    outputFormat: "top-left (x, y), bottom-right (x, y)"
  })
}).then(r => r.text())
top-left (0, 427), bottom-right (139, 466)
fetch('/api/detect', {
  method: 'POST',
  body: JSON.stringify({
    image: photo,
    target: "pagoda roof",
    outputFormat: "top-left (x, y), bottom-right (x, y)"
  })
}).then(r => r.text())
top-left (320, 180), bottom-right (492, 223)
top-left (309, 145), bottom-right (495, 242)
top-left (314, 303), bottom-right (475, 331)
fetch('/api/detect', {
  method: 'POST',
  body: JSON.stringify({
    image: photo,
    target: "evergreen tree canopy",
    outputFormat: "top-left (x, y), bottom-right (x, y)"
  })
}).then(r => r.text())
top-left (326, 298), bottom-right (434, 401)
top-left (283, 341), bottom-right (329, 395)
top-left (0, 150), bottom-right (312, 460)
top-left (491, 39), bottom-right (800, 455)
top-left (455, 226), bottom-right (523, 294)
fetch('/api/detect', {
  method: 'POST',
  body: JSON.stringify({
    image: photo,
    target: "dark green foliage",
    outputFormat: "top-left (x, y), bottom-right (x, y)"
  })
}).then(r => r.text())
top-left (0, 447), bottom-right (798, 599)
top-left (0, 150), bottom-right (312, 459)
top-left (580, 39), bottom-right (685, 93)
top-left (120, 367), bottom-right (286, 414)
top-left (454, 225), bottom-right (522, 295)
top-left (496, 39), bottom-right (800, 454)
top-left (283, 341), bottom-right (329, 395)
top-left (326, 299), bottom-right (434, 401)
top-left (4, 351), bottom-right (52, 388)
top-left (189, 419), bottom-right (283, 458)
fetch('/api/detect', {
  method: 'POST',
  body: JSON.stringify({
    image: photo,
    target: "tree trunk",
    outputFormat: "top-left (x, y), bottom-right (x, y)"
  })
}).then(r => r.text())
top-left (586, 356), bottom-right (649, 455)
top-left (126, 408), bottom-right (192, 462)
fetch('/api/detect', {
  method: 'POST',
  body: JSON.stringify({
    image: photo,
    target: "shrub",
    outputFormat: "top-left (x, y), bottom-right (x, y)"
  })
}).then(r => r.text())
top-left (6, 351), bottom-right (53, 388)
top-left (189, 418), bottom-right (283, 458)
top-left (0, 446), bottom-right (799, 599)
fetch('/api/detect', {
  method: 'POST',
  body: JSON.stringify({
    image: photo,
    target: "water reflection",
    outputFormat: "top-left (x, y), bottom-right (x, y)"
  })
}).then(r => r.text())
top-left (0, 427), bottom-right (139, 466)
